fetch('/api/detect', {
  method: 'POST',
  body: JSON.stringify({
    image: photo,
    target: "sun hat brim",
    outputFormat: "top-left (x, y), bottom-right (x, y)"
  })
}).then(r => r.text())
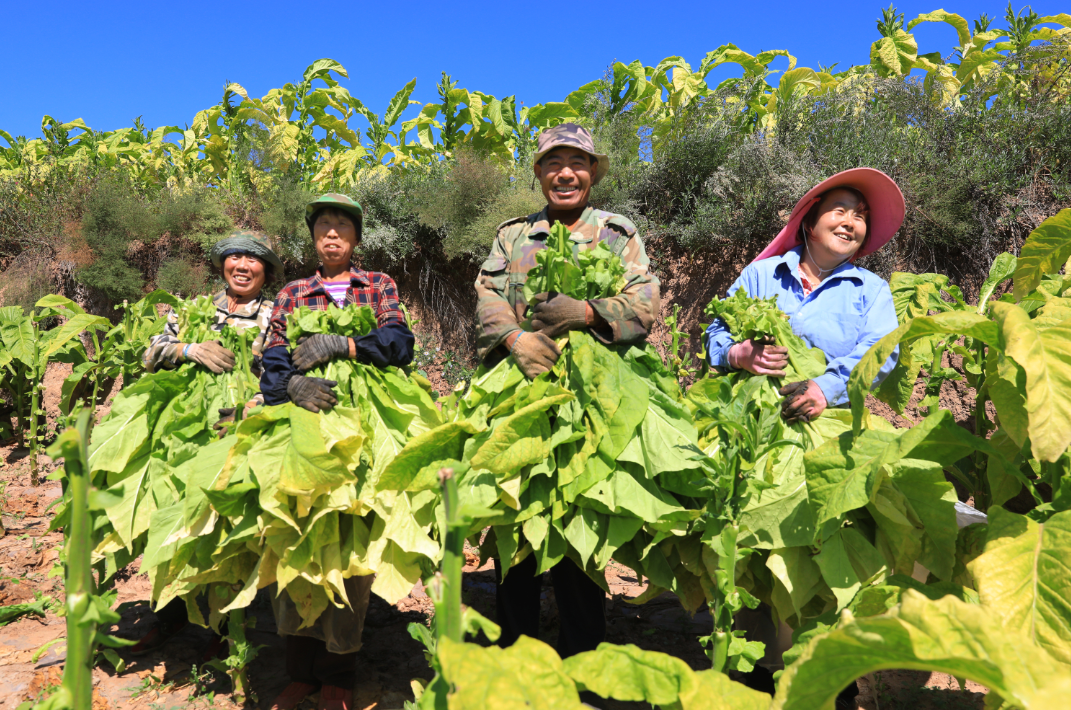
top-left (752, 168), bottom-right (906, 263)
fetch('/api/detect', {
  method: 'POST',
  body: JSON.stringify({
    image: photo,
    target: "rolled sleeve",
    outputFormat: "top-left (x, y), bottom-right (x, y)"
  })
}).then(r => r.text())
top-left (474, 235), bottom-right (523, 361)
top-left (704, 271), bottom-right (753, 367)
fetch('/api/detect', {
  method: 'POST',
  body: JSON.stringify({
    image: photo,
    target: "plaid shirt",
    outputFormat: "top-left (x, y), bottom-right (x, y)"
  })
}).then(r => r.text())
top-left (265, 263), bottom-right (405, 350)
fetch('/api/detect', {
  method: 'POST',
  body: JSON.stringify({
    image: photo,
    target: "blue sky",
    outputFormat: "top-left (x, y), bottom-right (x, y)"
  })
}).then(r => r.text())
top-left (1, 1), bottom-right (1067, 140)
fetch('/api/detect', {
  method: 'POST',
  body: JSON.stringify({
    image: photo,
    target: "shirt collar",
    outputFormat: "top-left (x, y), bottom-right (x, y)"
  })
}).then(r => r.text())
top-left (307, 263), bottom-right (371, 296)
top-left (773, 246), bottom-right (865, 286)
top-left (526, 205), bottom-right (595, 239)
top-left (214, 289), bottom-right (264, 317)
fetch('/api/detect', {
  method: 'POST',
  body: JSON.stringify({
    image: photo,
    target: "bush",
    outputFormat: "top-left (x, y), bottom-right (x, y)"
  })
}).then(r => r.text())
top-left (155, 255), bottom-right (214, 298)
top-left (258, 179), bottom-right (316, 274)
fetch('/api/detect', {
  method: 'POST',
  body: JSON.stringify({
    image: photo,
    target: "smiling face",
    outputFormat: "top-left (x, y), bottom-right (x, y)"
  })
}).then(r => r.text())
top-left (534, 147), bottom-right (596, 215)
top-left (312, 208), bottom-right (359, 269)
top-left (222, 253), bottom-right (267, 298)
top-left (805, 188), bottom-right (870, 265)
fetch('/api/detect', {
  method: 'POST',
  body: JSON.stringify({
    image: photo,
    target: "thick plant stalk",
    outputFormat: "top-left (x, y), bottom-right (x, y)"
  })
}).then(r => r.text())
top-left (437, 467), bottom-right (463, 644)
top-left (709, 524), bottom-right (739, 674)
top-left (227, 606), bottom-right (250, 703)
top-left (62, 408), bottom-right (95, 710)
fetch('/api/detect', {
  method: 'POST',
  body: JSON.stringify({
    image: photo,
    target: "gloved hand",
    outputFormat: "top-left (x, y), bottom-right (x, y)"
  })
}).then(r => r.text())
top-left (292, 334), bottom-right (351, 371)
top-left (184, 341), bottom-right (236, 374)
top-left (779, 380), bottom-right (827, 424)
top-left (287, 375), bottom-right (339, 413)
top-left (727, 338), bottom-right (788, 377)
top-left (213, 407), bottom-right (236, 440)
top-left (530, 292), bottom-right (589, 338)
top-left (509, 331), bottom-right (561, 379)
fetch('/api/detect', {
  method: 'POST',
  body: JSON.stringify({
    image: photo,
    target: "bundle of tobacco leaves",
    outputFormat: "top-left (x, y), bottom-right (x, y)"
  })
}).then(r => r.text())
top-left (671, 291), bottom-right (963, 642)
top-left (137, 303), bottom-right (444, 629)
top-left (378, 222), bottom-right (704, 596)
top-left (59, 295), bottom-right (260, 581)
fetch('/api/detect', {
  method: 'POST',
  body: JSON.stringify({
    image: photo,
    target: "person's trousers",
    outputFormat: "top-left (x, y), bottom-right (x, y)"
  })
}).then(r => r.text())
top-left (285, 635), bottom-right (358, 688)
top-left (154, 598), bottom-right (189, 627)
top-left (493, 553), bottom-right (605, 659)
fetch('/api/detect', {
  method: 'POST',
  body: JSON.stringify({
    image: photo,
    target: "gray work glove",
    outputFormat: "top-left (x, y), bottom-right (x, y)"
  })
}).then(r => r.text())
top-left (185, 341), bottom-right (235, 374)
top-left (292, 334), bottom-right (351, 371)
top-left (510, 331), bottom-right (562, 379)
top-left (287, 375), bottom-right (338, 413)
top-left (530, 292), bottom-right (588, 338)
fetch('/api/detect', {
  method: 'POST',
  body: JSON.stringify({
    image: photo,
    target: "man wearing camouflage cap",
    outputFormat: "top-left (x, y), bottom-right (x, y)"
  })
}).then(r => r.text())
top-left (132, 230), bottom-right (281, 656)
top-left (474, 123), bottom-right (660, 680)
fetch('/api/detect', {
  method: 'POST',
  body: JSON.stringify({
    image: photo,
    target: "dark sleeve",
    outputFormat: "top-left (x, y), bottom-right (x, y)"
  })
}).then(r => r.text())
top-left (353, 321), bottom-right (415, 369)
top-left (261, 345), bottom-right (296, 406)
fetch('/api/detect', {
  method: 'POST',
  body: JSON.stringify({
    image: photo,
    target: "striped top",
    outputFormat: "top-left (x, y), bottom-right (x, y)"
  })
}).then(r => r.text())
top-left (323, 280), bottom-right (349, 306)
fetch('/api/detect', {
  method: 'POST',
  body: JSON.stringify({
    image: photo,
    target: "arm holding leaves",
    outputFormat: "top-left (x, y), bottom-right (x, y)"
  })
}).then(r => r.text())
top-left (586, 226), bottom-right (659, 344)
top-left (474, 228), bottom-right (526, 361)
top-left (142, 310), bottom-right (182, 373)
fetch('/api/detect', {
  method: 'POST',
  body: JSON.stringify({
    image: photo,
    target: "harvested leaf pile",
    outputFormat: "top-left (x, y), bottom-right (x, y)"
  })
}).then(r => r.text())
top-left (137, 303), bottom-right (443, 629)
top-left (61, 295), bottom-right (260, 580)
top-left (381, 223), bottom-right (704, 592)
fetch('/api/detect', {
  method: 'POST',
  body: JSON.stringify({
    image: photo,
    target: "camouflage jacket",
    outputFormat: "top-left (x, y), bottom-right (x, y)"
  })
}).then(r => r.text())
top-left (474, 205), bottom-right (659, 360)
top-left (144, 290), bottom-right (274, 403)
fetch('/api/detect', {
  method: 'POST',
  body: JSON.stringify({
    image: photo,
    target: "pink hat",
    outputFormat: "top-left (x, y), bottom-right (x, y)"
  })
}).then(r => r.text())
top-left (752, 168), bottom-right (905, 263)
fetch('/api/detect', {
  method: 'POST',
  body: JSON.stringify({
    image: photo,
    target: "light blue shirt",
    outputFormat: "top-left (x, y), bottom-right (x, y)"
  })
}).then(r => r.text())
top-left (705, 246), bottom-right (899, 407)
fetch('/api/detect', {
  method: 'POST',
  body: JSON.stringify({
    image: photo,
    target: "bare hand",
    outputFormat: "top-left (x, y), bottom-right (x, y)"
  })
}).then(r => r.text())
top-left (727, 339), bottom-right (788, 377)
top-left (779, 380), bottom-right (827, 424)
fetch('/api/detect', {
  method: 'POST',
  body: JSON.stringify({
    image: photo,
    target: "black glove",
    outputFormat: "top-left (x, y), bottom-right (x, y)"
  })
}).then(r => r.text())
top-left (292, 334), bottom-right (351, 372)
top-left (287, 375), bottom-right (338, 413)
top-left (213, 407), bottom-right (236, 440)
top-left (530, 292), bottom-right (589, 338)
top-left (779, 380), bottom-right (811, 425)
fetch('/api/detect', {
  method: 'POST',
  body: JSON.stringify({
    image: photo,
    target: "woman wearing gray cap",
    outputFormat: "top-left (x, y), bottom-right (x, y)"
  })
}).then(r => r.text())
top-left (130, 230), bottom-right (281, 656)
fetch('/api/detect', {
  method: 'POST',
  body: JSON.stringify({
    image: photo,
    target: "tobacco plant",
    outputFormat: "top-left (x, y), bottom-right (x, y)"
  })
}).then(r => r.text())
top-left (852, 208), bottom-right (1071, 514)
top-left (0, 296), bottom-right (108, 484)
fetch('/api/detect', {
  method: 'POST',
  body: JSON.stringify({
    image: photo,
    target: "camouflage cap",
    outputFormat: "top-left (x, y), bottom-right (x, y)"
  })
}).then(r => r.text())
top-left (533, 123), bottom-right (609, 185)
top-left (305, 193), bottom-right (364, 240)
top-left (211, 230), bottom-right (284, 274)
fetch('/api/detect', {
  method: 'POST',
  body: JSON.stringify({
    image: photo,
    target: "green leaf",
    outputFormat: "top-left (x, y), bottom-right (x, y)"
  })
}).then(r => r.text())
top-left (978, 253), bottom-right (1017, 313)
top-left (563, 643), bottom-right (697, 705)
top-left (967, 508), bottom-right (1071, 666)
top-left (849, 312), bottom-right (999, 433)
top-left (1013, 209), bottom-right (1071, 301)
top-left (470, 394), bottom-right (572, 474)
top-left (773, 591), bottom-right (1071, 710)
top-left (436, 636), bottom-right (584, 710)
top-left (805, 411), bottom-right (967, 529)
top-left (991, 301), bottom-right (1071, 461)
top-left (889, 460), bottom-right (958, 580)
top-left (907, 10), bottom-right (971, 46)
top-left (377, 421), bottom-right (481, 491)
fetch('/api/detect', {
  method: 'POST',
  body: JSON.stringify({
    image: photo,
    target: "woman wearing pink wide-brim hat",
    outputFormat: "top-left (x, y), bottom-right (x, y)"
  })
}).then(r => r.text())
top-left (705, 167), bottom-right (905, 423)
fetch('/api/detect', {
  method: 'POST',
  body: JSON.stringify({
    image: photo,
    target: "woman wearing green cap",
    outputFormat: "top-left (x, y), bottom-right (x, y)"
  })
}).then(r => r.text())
top-left (131, 230), bottom-right (281, 656)
top-left (260, 193), bottom-right (414, 710)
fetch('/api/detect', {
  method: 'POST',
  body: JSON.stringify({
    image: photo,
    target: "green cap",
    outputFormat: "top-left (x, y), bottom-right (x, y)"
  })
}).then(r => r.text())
top-left (211, 230), bottom-right (284, 274)
top-left (305, 193), bottom-right (364, 240)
